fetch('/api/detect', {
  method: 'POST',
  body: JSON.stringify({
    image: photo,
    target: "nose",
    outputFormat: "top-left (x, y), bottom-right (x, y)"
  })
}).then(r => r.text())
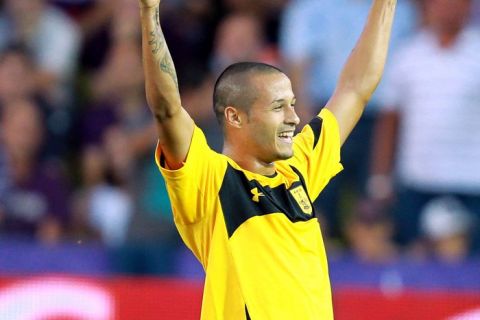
top-left (285, 106), bottom-right (300, 126)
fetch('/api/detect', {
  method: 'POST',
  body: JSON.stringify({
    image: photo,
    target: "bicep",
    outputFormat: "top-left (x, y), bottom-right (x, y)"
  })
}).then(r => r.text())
top-left (156, 107), bottom-right (195, 169)
top-left (325, 89), bottom-right (365, 146)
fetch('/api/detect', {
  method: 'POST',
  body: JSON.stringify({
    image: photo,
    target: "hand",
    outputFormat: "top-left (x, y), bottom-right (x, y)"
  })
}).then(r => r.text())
top-left (139, 0), bottom-right (160, 9)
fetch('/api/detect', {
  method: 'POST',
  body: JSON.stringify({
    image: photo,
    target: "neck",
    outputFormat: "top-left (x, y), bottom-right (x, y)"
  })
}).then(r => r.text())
top-left (223, 144), bottom-right (276, 176)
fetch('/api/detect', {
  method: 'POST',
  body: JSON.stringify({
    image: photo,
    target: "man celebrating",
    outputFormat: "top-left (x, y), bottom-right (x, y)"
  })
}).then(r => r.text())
top-left (138, 0), bottom-right (397, 318)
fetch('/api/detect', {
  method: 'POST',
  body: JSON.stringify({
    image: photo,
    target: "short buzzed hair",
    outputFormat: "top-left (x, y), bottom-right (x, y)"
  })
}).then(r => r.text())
top-left (213, 62), bottom-right (284, 125)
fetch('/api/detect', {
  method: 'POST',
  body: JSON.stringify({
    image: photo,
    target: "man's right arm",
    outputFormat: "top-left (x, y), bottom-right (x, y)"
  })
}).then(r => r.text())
top-left (139, 0), bottom-right (194, 169)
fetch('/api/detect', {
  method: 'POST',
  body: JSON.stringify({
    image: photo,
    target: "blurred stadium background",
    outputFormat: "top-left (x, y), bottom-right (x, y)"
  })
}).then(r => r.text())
top-left (0, 0), bottom-right (479, 319)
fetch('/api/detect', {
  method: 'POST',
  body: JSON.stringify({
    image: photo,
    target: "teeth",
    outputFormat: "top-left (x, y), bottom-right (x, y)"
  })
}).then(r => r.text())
top-left (279, 132), bottom-right (293, 138)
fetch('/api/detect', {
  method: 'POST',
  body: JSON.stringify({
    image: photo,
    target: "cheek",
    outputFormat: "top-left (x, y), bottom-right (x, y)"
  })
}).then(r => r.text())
top-left (253, 121), bottom-right (277, 145)
top-left (245, 111), bottom-right (282, 148)
top-left (243, 126), bottom-right (267, 153)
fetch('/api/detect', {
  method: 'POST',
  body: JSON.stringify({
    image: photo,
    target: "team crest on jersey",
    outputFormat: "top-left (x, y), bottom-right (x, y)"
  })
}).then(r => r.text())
top-left (289, 186), bottom-right (312, 215)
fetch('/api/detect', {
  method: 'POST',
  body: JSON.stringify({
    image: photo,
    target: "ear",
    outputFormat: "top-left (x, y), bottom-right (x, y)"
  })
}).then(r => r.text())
top-left (224, 106), bottom-right (243, 128)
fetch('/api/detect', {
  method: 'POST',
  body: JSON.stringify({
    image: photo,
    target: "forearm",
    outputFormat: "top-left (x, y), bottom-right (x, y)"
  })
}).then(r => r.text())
top-left (140, 5), bottom-right (181, 122)
top-left (337, 0), bottom-right (397, 101)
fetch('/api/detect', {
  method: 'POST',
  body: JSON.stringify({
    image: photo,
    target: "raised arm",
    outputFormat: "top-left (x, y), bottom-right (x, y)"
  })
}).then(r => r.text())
top-left (139, 0), bottom-right (194, 169)
top-left (326, 0), bottom-right (397, 145)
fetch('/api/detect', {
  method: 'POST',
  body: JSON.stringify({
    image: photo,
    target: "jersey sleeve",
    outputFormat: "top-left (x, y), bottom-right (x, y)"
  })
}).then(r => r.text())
top-left (155, 125), bottom-right (226, 226)
top-left (288, 108), bottom-right (343, 201)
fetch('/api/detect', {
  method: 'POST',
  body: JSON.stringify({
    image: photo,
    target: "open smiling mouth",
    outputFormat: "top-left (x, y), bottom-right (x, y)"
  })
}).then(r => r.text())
top-left (278, 131), bottom-right (294, 144)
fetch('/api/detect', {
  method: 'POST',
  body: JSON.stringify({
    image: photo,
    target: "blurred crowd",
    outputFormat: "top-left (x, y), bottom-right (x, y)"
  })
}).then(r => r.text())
top-left (0, 0), bottom-right (480, 276)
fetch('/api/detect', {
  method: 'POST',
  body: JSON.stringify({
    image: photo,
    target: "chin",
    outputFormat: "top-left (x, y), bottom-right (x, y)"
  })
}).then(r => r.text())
top-left (276, 149), bottom-right (294, 161)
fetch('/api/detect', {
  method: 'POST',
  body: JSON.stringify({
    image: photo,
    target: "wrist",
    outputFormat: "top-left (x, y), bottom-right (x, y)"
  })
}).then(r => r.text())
top-left (139, 5), bottom-right (158, 21)
top-left (139, 4), bottom-right (158, 12)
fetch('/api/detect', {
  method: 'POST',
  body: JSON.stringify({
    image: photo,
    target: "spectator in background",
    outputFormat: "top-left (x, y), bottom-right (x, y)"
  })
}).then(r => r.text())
top-left (279, 0), bottom-right (417, 239)
top-left (77, 0), bottom-right (141, 73)
top-left (77, 0), bottom-right (215, 89)
top-left (76, 38), bottom-right (156, 159)
top-left (0, 46), bottom-right (36, 106)
top-left (68, 148), bottom-right (102, 244)
top-left (158, 0), bottom-right (216, 90)
top-left (75, 35), bottom-right (179, 273)
top-left (210, 13), bottom-right (279, 77)
top-left (109, 0), bottom-right (141, 41)
top-left (344, 200), bottom-right (399, 264)
top-left (74, 39), bottom-right (155, 246)
top-left (73, 144), bottom-right (133, 247)
top-left (0, 46), bottom-right (69, 160)
top-left (329, 200), bottom-right (403, 293)
top-left (0, 0), bottom-right (81, 107)
top-left (0, 99), bottom-right (71, 244)
top-left (370, 0), bottom-right (480, 248)
top-left (182, 12), bottom-right (280, 152)
top-left (0, 0), bottom-right (81, 161)
top-left (419, 196), bottom-right (474, 263)
top-left (218, 0), bottom-right (288, 44)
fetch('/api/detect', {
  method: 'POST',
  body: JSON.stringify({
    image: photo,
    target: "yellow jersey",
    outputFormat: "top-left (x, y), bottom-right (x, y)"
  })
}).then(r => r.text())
top-left (156, 108), bottom-right (343, 319)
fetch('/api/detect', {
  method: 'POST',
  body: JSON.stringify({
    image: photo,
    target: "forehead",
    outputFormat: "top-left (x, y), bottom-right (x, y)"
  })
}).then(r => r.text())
top-left (250, 72), bottom-right (294, 103)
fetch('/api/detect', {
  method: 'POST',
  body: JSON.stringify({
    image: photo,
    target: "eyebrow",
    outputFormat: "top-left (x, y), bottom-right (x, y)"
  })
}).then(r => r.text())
top-left (270, 97), bottom-right (296, 105)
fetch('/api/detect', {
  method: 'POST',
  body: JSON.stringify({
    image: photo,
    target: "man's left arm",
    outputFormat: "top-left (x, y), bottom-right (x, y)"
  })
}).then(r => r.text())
top-left (326, 0), bottom-right (397, 145)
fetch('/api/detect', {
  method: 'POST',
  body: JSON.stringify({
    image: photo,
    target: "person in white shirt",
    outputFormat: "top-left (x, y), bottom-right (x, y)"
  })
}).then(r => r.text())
top-left (370, 0), bottom-right (480, 249)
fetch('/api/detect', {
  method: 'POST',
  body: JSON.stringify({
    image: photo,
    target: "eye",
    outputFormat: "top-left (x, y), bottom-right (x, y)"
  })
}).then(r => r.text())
top-left (273, 105), bottom-right (283, 111)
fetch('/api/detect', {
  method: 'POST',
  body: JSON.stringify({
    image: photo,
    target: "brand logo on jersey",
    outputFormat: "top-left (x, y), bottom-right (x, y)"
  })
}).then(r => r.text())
top-left (289, 186), bottom-right (312, 215)
top-left (250, 187), bottom-right (264, 202)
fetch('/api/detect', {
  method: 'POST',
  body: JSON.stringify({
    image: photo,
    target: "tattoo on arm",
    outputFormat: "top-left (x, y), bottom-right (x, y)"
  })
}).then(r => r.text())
top-left (148, 30), bottom-right (163, 55)
top-left (147, 7), bottom-right (179, 88)
top-left (160, 52), bottom-right (179, 88)
top-left (155, 6), bottom-right (160, 26)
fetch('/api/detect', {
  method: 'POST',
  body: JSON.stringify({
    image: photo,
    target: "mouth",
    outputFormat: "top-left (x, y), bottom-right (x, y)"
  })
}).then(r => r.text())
top-left (277, 131), bottom-right (294, 144)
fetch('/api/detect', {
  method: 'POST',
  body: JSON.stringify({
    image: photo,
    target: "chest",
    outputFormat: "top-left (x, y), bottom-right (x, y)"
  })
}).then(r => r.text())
top-left (218, 165), bottom-right (315, 238)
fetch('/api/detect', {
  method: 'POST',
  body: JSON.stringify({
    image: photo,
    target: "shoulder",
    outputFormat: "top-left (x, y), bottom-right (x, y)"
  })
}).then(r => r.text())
top-left (156, 125), bottom-right (225, 176)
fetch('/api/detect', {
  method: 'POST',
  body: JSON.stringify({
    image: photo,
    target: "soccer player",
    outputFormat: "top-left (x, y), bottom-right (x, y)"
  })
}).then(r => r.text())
top-left (138, 0), bottom-right (397, 318)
